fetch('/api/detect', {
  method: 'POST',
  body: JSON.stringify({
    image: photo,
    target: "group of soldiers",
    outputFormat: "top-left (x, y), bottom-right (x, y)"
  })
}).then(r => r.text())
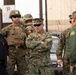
top-left (0, 9), bottom-right (34, 75)
top-left (1, 9), bottom-right (76, 75)
top-left (56, 11), bottom-right (76, 75)
top-left (0, 9), bottom-right (54, 75)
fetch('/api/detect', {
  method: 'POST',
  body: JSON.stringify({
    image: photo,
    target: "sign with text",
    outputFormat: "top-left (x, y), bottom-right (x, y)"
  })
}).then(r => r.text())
top-left (2, 5), bottom-right (15, 23)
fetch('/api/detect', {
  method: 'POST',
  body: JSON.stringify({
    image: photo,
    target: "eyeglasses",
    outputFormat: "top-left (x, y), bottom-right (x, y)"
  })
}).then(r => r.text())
top-left (12, 15), bottom-right (21, 18)
top-left (34, 24), bottom-right (41, 27)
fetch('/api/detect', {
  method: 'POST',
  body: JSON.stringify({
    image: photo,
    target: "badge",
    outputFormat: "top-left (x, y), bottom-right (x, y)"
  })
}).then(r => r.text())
top-left (70, 31), bottom-right (75, 36)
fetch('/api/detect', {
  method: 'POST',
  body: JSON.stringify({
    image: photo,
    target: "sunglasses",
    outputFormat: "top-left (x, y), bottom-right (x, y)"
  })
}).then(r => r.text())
top-left (70, 18), bottom-right (73, 19)
top-left (34, 24), bottom-right (41, 27)
top-left (12, 15), bottom-right (21, 18)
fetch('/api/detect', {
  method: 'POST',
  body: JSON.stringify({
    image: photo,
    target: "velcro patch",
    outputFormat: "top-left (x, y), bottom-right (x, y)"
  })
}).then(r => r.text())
top-left (70, 31), bottom-right (75, 36)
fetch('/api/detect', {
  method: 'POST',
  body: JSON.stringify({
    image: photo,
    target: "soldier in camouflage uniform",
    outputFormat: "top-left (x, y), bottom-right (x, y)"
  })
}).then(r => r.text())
top-left (23, 14), bottom-right (34, 75)
top-left (23, 14), bottom-right (34, 36)
top-left (66, 11), bottom-right (76, 75)
top-left (26, 18), bottom-right (54, 75)
top-left (56, 15), bottom-right (72, 75)
top-left (0, 10), bottom-right (27, 75)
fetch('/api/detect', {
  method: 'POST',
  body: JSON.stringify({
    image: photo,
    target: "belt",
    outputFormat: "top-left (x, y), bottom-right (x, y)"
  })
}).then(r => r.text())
top-left (9, 45), bottom-right (24, 50)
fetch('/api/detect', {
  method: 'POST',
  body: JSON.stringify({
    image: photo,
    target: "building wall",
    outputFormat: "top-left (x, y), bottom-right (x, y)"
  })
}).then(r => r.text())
top-left (47, 0), bottom-right (76, 32)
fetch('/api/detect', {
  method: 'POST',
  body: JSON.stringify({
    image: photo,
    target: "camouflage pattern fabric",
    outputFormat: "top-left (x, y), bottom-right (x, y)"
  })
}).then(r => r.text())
top-left (9, 10), bottom-right (21, 18)
top-left (23, 14), bottom-right (34, 36)
top-left (56, 28), bottom-right (71, 75)
top-left (23, 14), bottom-right (34, 75)
top-left (23, 14), bottom-right (33, 22)
top-left (26, 32), bottom-right (54, 75)
top-left (0, 24), bottom-right (28, 75)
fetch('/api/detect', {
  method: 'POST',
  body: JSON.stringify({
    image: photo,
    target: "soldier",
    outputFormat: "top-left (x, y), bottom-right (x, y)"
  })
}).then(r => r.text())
top-left (26, 18), bottom-right (54, 75)
top-left (66, 11), bottom-right (76, 75)
top-left (0, 10), bottom-right (27, 75)
top-left (23, 14), bottom-right (34, 75)
top-left (56, 14), bottom-right (72, 75)
top-left (23, 14), bottom-right (34, 36)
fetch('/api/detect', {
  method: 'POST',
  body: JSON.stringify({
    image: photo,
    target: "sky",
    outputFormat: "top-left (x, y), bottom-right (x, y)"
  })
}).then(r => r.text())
top-left (0, 0), bottom-right (45, 18)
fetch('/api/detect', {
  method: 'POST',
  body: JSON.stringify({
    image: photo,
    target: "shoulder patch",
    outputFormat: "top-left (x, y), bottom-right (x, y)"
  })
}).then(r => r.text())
top-left (70, 31), bottom-right (75, 36)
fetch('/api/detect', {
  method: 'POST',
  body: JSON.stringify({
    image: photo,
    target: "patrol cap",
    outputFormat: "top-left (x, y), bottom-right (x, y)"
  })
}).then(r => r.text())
top-left (23, 14), bottom-right (33, 21)
top-left (71, 11), bottom-right (76, 19)
top-left (9, 10), bottom-right (21, 18)
top-left (32, 18), bottom-right (44, 26)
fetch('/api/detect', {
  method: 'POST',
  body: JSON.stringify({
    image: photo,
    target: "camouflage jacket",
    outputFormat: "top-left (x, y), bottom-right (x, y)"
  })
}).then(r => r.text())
top-left (56, 28), bottom-right (71, 60)
top-left (0, 24), bottom-right (26, 46)
top-left (26, 32), bottom-right (52, 66)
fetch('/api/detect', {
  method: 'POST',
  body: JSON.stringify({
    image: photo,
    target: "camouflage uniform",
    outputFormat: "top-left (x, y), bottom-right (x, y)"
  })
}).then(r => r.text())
top-left (26, 18), bottom-right (54, 75)
top-left (0, 10), bottom-right (27, 75)
top-left (56, 28), bottom-right (71, 75)
top-left (23, 14), bottom-right (34, 35)
top-left (66, 11), bottom-right (76, 75)
top-left (23, 14), bottom-right (35, 75)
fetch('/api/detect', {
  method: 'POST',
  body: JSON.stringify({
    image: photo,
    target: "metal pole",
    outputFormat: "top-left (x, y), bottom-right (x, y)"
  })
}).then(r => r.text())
top-left (39, 0), bottom-right (43, 18)
top-left (0, 8), bottom-right (2, 30)
top-left (45, 0), bottom-right (48, 31)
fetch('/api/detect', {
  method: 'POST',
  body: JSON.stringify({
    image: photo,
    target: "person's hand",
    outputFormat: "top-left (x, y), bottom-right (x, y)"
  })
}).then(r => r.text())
top-left (70, 66), bottom-right (74, 73)
top-left (57, 60), bottom-right (63, 67)
top-left (57, 60), bottom-right (62, 64)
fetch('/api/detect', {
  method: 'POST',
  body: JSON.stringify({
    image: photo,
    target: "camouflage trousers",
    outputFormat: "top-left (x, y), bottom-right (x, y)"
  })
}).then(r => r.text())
top-left (29, 64), bottom-right (54, 75)
top-left (7, 46), bottom-right (29, 75)
top-left (63, 55), bottom-right (70, 75)
top-left (63, 64), bottom-right (70, 75)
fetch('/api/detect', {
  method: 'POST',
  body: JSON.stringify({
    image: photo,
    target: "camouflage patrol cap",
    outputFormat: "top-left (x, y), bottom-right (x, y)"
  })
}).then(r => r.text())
top-left (9, 10), bottom-right (21, 18)
top-left (23, 14), bottom-right (33, 21)
top-left (71, 11), bottom-right (76, 19)
top-left (32, 18), bottom-right (44, 25)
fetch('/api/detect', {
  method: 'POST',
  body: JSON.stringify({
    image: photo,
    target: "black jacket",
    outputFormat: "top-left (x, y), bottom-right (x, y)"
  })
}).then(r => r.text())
top-left (0, 34), bottom-right (9, 66)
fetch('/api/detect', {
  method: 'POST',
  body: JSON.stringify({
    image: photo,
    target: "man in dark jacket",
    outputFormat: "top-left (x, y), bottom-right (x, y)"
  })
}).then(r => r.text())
top-left (0, 34), bottom-right (9, 75)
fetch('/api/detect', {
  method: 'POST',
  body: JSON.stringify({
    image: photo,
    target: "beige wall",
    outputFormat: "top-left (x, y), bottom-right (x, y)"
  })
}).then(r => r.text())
top-left (47, 0), bottom-right (76, 32)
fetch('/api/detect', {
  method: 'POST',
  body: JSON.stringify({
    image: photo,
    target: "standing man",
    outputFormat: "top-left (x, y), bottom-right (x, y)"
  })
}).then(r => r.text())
top-left (66, 11), bottom-right (76, 75)
top-left (56, 14), bottom-right (72, 75)
top-left (26, 18), bottom-right (54, 75)
top-left (0, 34), bottom-right (9, 75)
top-left (0, 10), bottom-right (27, 75)
top-left (23, 14), bottom-right (34, 75)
